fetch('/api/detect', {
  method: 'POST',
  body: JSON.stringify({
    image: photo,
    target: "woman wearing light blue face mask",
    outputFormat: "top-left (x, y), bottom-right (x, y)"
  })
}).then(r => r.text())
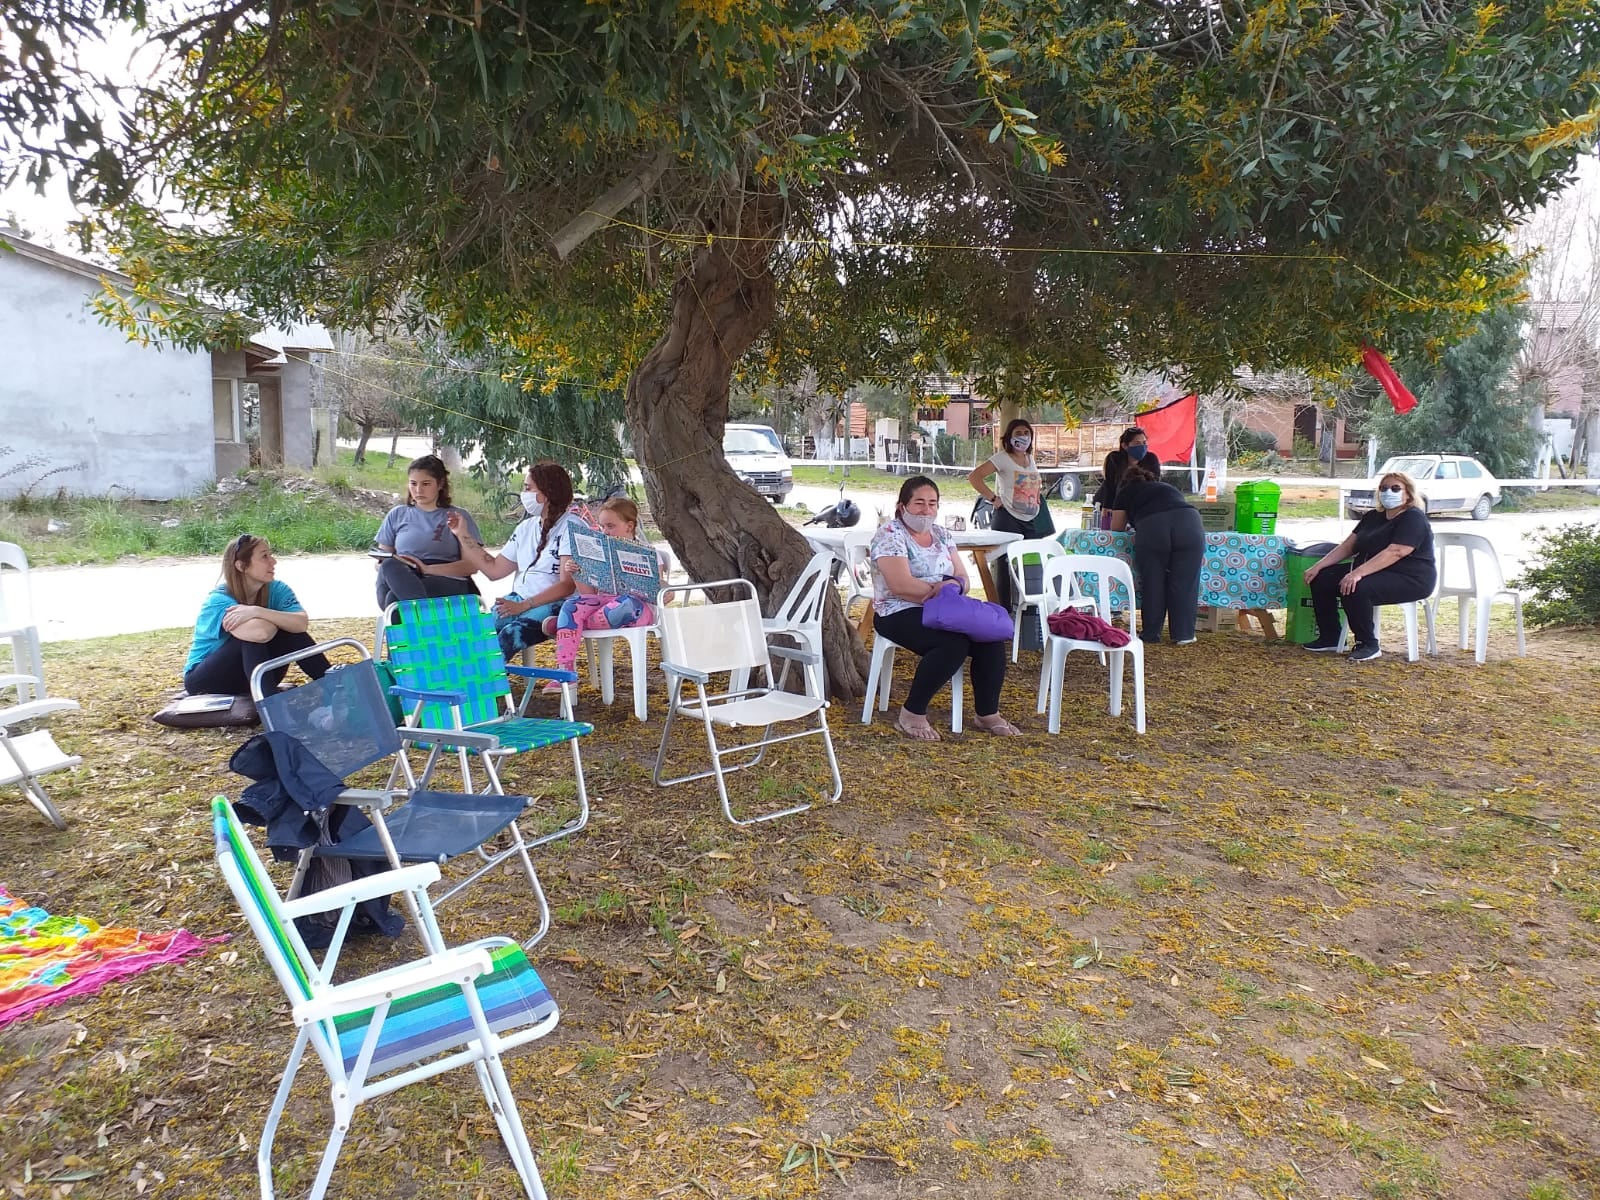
top-left (1302, 471), bottom-right (1436, 663)
top-left (969, 418), bottom-right (1054, 613)
top-left (453, 461), bottom-right (582, 658)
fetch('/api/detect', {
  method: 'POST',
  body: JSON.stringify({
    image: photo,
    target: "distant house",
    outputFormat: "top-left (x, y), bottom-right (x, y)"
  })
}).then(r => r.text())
top-left (0, 231), bottom-right (331, 499)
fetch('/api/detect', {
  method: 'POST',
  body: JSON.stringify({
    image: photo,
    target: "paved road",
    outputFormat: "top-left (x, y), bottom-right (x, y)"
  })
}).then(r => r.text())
top-left (16, 495), bottom-right (1597, 645)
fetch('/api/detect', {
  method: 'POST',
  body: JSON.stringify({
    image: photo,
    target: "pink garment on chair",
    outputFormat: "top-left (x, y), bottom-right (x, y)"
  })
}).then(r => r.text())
top-left (1047, 609), bottom-right (1131, 646)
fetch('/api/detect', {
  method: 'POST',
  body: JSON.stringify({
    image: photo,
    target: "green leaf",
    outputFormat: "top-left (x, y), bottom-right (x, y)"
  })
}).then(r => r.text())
top-left (989, 121), bottom-right (1004, 143)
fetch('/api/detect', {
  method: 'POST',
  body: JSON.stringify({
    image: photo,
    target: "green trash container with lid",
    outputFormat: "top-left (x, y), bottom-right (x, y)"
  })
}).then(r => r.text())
top-left (1234, 480), bottom-right (1281, 535)
top-left (1284, 541), bottom-right (1338, 644)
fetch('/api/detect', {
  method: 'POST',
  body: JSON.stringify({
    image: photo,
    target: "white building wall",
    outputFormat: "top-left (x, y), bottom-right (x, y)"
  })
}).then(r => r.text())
top-left (0, 251), bottom-right (214, 499)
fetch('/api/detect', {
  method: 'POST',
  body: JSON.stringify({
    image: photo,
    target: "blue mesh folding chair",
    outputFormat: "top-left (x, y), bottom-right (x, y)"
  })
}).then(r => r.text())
top-left (383, 596), bottom-right (593, 846)
top-left (212, 797), bottom-right (561, 1200)
top-left (250, 637), bottom-right (556, 947)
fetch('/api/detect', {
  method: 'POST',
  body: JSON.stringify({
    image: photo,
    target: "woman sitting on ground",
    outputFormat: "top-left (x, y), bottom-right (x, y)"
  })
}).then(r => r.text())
top-left (1302, 470), bottom-right (1436, 663)
top-left (1109, 459), bottom-right (1205, 645)
top-left (453, 461), bottom-right (585, 659)
top-left (870, 475), bottom-right (1022, 741)
top-left (183, 533), bottom-right (329, 697)
top-left (373, 454), bottom-right (484, 610)
top-left (1093, 426), bottom-right (1163, 515)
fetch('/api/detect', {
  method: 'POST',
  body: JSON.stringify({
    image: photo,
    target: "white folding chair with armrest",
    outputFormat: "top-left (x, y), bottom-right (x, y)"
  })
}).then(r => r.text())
top-left (0, 542), bottom-right (44, 702)
top-left (0, 675), bottom-right (79, 830)
top-left (654, 578), bottom-right (842, 826)
top-left (1037, 556), bottom-right (1145, 735)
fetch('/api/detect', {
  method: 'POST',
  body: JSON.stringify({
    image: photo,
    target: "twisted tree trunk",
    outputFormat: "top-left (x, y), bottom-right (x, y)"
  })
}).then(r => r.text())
top-left (625, 199), bottom-right (869, 700)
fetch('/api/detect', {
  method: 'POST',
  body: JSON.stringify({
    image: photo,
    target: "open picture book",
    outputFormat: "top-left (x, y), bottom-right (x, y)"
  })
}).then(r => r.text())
top-left (566, 528), bottom-right (663, 603)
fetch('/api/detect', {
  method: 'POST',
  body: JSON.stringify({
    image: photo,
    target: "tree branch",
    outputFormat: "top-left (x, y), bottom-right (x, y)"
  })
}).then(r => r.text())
top-left (549, 149), bottom-right (674, 261)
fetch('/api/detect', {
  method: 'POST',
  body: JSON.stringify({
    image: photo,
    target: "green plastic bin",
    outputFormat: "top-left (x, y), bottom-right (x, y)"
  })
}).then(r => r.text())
top-left (1284, 542), bottom-right (1338, 645)
top-left (1234, 480), bottom-right (1281, 535)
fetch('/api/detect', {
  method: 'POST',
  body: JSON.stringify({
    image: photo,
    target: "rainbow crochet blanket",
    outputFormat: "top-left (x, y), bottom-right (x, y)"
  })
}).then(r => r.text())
top-left (1, 886), bottom-right (217, 1027)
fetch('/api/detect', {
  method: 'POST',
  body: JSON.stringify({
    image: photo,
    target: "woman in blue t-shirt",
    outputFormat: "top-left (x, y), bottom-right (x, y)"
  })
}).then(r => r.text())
top-left (183, 533), bottom-right (329, 697)
top-left (372, 454), bottom-right (484, 609)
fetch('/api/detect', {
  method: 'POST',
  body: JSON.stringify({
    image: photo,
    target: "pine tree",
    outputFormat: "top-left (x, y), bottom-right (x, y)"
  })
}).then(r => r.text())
top-left (1365, 304), bottom-right (1538, 478)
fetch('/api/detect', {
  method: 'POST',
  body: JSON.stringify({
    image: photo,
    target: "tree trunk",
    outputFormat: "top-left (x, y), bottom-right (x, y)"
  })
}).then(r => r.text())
top-left (353, 421), bottom-right (375, 466)
top-left (625, 197), bottom-right (869, 701)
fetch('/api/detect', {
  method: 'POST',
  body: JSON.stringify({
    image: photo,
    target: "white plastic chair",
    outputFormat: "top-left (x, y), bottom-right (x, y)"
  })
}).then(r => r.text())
top-left (0, 678), bottom-right (80, 830)
top-left (653, 579), bottom-right (842, 826)
top-left (211, 797), bottom-right (561, 1200)
top-left (992, 538), bottom-right (1072, 662)
top-left (1337, 599), bottom-right (1427, 662)
top-left (0, 543), bottom-right (44, 702)
top-left (761, 550), bottom-right (835, 699)
top-left (836, 529), bottom-right (877, 620)
top-left (579, 622), bottom-right (659, 721)
top-left (1428, 531), bottom-right (1526, 664)
top-left (1036, 556), bottom-right (1145, 735)
top-left (861, 632), bottom-right (965, 732)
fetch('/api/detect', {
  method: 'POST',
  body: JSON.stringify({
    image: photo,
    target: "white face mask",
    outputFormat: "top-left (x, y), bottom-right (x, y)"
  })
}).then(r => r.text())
top-left (1011, 434), bottom-right (1032, 452)
top-left (901, 512), bottom-right (934, 533)
top-left (1378, 487), bottom-right (1405, 510)
top-left (520, 490), bottom-right (544, 516)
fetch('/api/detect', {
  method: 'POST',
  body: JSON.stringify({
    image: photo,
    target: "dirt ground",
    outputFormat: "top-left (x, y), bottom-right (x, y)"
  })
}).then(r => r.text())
top-left (2, 615), bottom-right (1598, 1200)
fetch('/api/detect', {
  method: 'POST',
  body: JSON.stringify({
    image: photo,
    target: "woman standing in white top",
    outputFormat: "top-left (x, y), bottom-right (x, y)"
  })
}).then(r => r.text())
top-left (968, 418), bottom-right (1054, 612)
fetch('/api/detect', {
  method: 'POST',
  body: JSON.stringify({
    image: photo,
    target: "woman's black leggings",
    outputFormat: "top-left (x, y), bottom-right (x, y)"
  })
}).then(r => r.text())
top-left (183, 629), bottom-right (329, 697)
top-left (374, 559), bottom-right (480, 610)
top-left (873, 605), bottom-right (1009, 718)
top-left (1131, 507), bottom-right (1206, 643)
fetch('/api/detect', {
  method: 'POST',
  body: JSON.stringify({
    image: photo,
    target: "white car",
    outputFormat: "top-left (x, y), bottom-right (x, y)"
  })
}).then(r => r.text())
top-left (1343, 454), bottom-right (1501, 521)
top-left (723, 423), bottom-right (794, 503)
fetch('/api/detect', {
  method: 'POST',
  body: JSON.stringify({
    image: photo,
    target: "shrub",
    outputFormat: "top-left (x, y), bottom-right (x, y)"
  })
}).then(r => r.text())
top-left (1514, 523), bottom-right (1600, 628)
top-left (1226, 425), bottom-right (1280, 457)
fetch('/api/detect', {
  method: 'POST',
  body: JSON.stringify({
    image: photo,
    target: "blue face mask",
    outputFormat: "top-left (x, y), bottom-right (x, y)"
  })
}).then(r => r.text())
top-left (1126, 444), bottom-right (1148, 461)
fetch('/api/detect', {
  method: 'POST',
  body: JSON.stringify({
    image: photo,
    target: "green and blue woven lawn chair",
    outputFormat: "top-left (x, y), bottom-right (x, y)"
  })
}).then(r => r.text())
top-left (250, 637), bottom-right (555, 948)
top-left (212, 797), bottom-right (561, 1200)
top-left (385, 596), bottom-right (593, 847)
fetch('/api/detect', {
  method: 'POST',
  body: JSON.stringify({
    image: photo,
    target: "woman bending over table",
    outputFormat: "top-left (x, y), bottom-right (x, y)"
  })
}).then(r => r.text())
top-left (454, 461), bottom-right (585, 658)
top-left (1109, 460), bottom-right (1205, 645)
top-left (372, 454), bottom-right (483, 609)
top-left (183, 534), bottom-right (329, 697)
top-left (871, 475), bottom-right (1022, 741)
top-left (1302, 470), bottom-right (1435, 663)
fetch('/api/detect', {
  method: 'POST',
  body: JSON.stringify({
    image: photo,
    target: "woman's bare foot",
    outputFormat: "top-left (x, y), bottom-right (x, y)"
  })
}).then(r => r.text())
top-left (974, 714), bottom-right (1024, 736)
top-left (894, 709), bottom-right (940, 741)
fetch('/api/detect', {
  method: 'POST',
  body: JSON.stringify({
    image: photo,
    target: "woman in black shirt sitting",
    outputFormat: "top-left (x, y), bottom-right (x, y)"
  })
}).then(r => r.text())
top-left (1302, 471), bottom-right (1436, 662)
top-left (1109, 460), bottom-right (1206, 645)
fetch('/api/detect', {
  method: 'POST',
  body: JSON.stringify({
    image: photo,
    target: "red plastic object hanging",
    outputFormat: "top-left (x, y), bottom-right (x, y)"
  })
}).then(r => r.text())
top-left (1360, 345), bottom-right (1417, 414)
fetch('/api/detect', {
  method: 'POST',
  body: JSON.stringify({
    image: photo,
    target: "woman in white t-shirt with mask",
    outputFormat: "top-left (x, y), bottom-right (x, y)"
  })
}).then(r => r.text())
top-left (453, 461), bottom-right (586, 658)
top-left (968, 418), bottom-right (1054, 612)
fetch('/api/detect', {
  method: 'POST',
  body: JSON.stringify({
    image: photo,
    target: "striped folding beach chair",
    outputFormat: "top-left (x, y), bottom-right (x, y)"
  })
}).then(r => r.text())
top-left (385, 596), bottom-right (593, 846)
top-left (212, 797), bottom-right (561, 1200)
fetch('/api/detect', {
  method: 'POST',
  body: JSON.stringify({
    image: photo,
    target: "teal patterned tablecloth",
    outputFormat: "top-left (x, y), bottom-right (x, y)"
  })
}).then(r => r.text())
top-left (1057, 529), bottom-right (1290, 611)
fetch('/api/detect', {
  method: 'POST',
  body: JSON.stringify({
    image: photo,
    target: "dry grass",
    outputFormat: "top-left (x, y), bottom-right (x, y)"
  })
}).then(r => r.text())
top-left (3, 615), bottom-right (1599, 1200)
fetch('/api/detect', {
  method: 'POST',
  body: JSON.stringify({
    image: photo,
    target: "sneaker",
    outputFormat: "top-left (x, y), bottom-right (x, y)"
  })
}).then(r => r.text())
top-left (1348, 641), bottom-right (1382, 662)
top-left (1175, 637), bottom-right (1197, 646)
top-left (1304, 639), bottom-right (1344, 653)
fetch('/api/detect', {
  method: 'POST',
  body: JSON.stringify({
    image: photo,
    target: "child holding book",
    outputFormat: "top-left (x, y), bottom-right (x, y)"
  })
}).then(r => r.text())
top-left (540, 497), bottom-right (661, 688)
